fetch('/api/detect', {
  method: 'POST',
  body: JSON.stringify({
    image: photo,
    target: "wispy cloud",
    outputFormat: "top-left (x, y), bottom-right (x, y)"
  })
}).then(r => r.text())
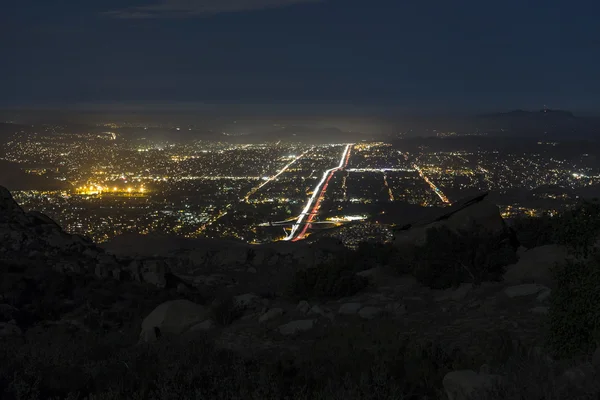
top-left (104, 0), bottom-right (323, 19)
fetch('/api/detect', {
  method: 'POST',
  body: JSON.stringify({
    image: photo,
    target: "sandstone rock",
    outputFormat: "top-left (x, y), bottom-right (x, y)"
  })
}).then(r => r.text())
top-left (504, 284), bottom-right (549, 298)
top-left (338, 303), bottom-right (362, 315)
top-left (358, 306), bottom-right (383, 320)
top-left (278, 320), bottom-right (314, 336)
top-left (296, 300), bottom-right (311, 314)
top-left (259, 308), bottom-right (284, 323)
top-left (443, 370), bottom-right (504, 400)
top-left (503, 244), bottom-right (570, 286)
top-left (140, 299), bottom-right (208, 343)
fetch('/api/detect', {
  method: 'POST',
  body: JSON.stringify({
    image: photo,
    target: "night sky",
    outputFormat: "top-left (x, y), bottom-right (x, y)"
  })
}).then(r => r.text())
top-left (3, 0), bottom-right (600, 113)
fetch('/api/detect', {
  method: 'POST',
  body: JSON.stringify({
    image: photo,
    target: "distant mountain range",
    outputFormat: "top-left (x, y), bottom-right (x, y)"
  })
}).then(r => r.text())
top-left (473, 109), bottom-right (600, 139)
top-left (478, 109), bottom-right (576, 119)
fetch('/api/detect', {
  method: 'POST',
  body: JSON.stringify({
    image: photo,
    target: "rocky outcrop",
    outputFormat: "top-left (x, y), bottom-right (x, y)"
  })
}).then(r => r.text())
top-left (0, 186), bottom-right (169, 287)
top-left (393, 196), bottom-right (511, 248)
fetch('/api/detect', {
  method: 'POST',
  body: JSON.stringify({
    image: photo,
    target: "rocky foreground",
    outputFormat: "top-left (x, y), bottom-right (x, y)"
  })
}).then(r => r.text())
top-left (1, 185), bottom-right (600, 399)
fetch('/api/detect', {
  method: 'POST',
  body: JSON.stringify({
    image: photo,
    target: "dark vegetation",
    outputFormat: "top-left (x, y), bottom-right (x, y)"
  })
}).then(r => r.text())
top-left (3, 201), bottom-right (600, 398)
top-left (393, 226), bottom-right (517, 289)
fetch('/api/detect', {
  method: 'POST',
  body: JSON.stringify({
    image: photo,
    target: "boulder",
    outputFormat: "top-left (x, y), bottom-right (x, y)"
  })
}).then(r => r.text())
top-left (234, 293), bottom-right (261, 310)
top-left (562, 362), bottom-right (597, 389)
top-left (358, 306), bottom-right (383, 320)
top-left (0, 322), bottom-right (22, 337)
top-left (592, 347), bottom-right (600, 370)
top-left (537, 288), bottom-right (552, 302)
top-left (443, 370), bottom-right (504, 400)
top-left (140, 299), bottom-right (208, 343)
top-left (296, 300), bottom-right (311, 314)
top-left (530, 306), bottom-right (549, 315)
top-left (503, 245), bottom-right (570, 286)
top-left (338, 303), bottom-right (362, 315)
top-left (394, 199), bottom-right (508, 248)
top-left (259, 308), bottom-right (284, 323)
top-left (188, 319), bottom-right (216, 332)
top-left (140, 259), bottom-right (168, 288)
top-left (504, 284), bottom-right (549, 298)
top-left (385, 302), bottom-right (407, 316)
top-left (278, 320), bottom-right (314, 336)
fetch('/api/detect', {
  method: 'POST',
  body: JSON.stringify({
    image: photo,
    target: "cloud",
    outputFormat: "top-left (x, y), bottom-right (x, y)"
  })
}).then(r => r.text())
top-left (104, 0), bottom-right (323, 19)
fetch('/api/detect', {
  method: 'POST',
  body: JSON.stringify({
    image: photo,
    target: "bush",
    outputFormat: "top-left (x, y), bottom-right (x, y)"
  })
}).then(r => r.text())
top-left (510, 214), bottom-right (555, 249)
top-left (511, 199), bottom-right (600, 257)
top-left (398, 225), bottom-right (517, 289)
top-left (289, 259), bottom-right (369, 300)
top-left (552, 200), bottom-right (600, 258)
top-left (547, 252), bottom-right (600, 359)
top-left (211, 294), bottom-right (244, 326)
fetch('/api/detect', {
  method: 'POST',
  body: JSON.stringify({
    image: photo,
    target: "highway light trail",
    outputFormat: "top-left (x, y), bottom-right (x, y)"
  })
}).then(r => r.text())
top-left (244, 149), bottom-right (310, 202)
top-left (284, 144), bottom-right (352, 242)
top-left (383, 173), bottom-right (394, 201)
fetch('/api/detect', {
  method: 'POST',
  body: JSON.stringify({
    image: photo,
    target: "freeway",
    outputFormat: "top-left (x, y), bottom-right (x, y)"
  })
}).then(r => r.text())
top-left (284, 144), bottom-right (353, 241)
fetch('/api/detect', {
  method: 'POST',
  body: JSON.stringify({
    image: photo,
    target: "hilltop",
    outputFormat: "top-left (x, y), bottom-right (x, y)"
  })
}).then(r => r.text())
top-left (1, 185), bottom-right (600, 399)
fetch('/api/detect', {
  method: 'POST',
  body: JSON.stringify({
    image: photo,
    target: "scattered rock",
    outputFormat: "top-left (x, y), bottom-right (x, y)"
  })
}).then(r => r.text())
top-left (530, 306), bottom-right (549, 315)
top-left (296, 300), bottom-right (311, 315)
top-left (140, 299), bottom-right (208, 343)
top-left (278, 320), bottom-right (314, 336)
top-left (504, 284), bottom-right (549, 298)
top-left (140, 259), bottom-right (168, 288)
top-left (562, 362), bottom-right (597, 389)
top-left (234, 293), bottom-right (261, 310)
top-left (537, 288), bottom-right (552, 302)
top-left (0, 304), bottom-right (19, 322)
top-left (0, 322), bottom-right (22, 337)
top-left (308, 305), bottom-right (327, 317)
top-left (385, 302), bottom-right (407, 316)
top-left (259, 308), bottom-right (284, 323)
top-left (358, 306), bottom-right (383, 320)
top-left (443, 370), bottom-right (504, 400)
top-left (338, 303), bottom-right (362, 315)
top-left (592, 347), bottom-right (600, 370)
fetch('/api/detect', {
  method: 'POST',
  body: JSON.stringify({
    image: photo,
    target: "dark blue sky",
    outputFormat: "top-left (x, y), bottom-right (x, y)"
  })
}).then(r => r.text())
top-left (3, 0), bottom-right (600, 113)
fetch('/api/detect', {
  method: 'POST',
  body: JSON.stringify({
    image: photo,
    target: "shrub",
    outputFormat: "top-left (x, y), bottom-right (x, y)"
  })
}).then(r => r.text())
top-left (552, 199), bottom-right (600, 258)
top-left (547, 253), bottom-right (600, 359)
top-left (289, 259), bottom-right (368, 300)
top-left (510, 214), bottom-right (555, 249)
top-left (399, 225), bottom-right (517, 289)
top-left (211, 294), bottom-right (244, 326)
